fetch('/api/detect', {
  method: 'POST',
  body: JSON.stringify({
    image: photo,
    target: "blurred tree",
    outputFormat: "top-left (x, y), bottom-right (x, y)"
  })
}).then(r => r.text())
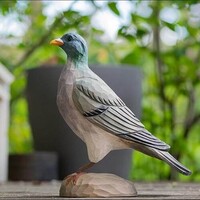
top-left (115, 0), bottom-right (200, 180)
top-left (0, 0), bottom-right (103, 153)
top-left (0, 0), bottom-right (200, 181)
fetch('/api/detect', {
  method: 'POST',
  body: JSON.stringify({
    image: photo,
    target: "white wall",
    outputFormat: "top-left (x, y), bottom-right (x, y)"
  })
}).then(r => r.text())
top-left (0, 96), bottom-right (9, 181)
top-left (0, 64), bottom-right (14, 182)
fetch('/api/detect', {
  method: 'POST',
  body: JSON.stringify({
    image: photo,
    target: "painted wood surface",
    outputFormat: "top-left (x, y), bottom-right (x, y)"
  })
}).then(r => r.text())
top-left (60, 173), bottom-right (137, 197)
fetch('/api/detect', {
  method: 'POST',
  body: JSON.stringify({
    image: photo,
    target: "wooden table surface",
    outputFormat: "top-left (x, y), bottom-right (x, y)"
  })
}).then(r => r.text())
top-left (0, 181), bottom-right (199, 199)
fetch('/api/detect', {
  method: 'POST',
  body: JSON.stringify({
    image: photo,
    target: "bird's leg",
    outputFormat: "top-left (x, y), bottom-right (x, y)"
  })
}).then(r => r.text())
top-left (77, 162), bottom-right (95, 173)
top-left (65, 162), bottom-right (95, 185)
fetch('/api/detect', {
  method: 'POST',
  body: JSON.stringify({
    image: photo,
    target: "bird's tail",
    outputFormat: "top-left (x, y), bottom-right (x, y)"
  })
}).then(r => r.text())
top-left (152, 148), bottom-right (192, 176)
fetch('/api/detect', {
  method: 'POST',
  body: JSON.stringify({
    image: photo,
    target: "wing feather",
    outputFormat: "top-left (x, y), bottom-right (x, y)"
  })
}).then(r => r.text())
top-left (73, 77), bottom-right (170, 151)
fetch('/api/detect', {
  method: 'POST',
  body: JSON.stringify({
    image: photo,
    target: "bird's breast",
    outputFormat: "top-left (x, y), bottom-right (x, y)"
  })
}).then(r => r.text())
top-left (56, 69), bottom-right (131, 163)
top-left (57, 71), bottom-right (90, 142)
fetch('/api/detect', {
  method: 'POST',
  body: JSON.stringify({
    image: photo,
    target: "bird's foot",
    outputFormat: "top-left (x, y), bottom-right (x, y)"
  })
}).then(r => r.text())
top-left (64, 172), bottom-right (85, 186)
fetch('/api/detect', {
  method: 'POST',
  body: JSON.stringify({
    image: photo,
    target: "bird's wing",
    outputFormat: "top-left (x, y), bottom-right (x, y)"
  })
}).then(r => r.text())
top-left (72, 77), bottom-right (170, 151)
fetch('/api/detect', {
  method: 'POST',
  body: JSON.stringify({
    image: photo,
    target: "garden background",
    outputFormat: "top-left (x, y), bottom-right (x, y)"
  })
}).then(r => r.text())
top-left (1, 0), bottom-right (200, 181)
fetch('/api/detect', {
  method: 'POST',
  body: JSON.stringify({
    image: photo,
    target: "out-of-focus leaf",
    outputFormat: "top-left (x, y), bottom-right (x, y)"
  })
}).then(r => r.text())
top-left (121, 52), bottom-right (136, 65)
top-left (0, 0), bottom-right (17, 14)
top-left (121, 48), bottom-right (145, 65)
top-left (118, 26), bottom-right (135, 41)
top-left (175, 0), bottom-right (199, 8)
top-left (162, 21), bottom-right (176, 31)
top-left (137, 28), bottom-right (148, 37)
top-left (108, 2), bottom-right (120, 16)
top-left (131, 13), bottom-right (149, 24)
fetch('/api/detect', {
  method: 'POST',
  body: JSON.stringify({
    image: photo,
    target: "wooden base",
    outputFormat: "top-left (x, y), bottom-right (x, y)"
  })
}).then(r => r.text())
top-left (59, 173), bottom-right (137, 197)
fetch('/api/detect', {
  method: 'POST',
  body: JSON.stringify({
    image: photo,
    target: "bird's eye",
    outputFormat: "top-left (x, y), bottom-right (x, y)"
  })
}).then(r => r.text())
top-left (67, 36), bottom-right (73, 42)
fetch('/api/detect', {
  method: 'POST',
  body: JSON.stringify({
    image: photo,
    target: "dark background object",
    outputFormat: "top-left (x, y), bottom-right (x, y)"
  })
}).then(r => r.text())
top-left (9, 152), bottom-right (58, 181)
top-left (26, 65), bottom-right (142, 179)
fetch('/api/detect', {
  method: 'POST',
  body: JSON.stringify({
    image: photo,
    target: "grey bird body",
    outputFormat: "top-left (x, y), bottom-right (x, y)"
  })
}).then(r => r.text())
top-left (57, 60), bottom-right (130, 162)
top-left (51, 33), bottom-right (191, 176)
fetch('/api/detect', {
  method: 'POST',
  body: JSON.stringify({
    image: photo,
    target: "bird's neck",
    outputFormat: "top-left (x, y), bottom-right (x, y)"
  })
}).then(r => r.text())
top-left (67, 55), bottom-right (88, 70)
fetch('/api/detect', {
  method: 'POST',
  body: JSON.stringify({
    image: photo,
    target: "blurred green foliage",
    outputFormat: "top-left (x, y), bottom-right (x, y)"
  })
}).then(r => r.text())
top-left (1, 0), bottom-right (200, 181)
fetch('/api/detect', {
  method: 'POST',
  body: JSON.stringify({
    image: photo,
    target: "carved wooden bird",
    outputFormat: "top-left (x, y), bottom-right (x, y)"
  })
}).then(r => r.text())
top-left (50, 33), bottom-right (191, 179)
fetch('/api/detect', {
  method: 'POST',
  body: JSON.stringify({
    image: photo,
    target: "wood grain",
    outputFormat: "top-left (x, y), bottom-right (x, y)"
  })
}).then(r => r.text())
top-left (0, 181), bottom-right (199, 199)
top-left (59, 173), bottom-right (137, 197)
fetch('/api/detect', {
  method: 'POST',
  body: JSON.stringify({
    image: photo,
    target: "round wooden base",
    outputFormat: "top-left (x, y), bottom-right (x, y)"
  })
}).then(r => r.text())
top-left (59, 173), bottom-right (137, 197)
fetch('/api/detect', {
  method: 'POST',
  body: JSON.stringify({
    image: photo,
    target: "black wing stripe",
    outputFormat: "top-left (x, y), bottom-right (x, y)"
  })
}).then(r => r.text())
top-left (124, 107), bottom-right (136, 117)
top-left (95, 117), bottom-right (128, 134)
top-left (99, 110), bottom-right (163, 145)
top-left (102, 113), bottom-right (138, 133)
top-left (108, 109), bottom-right (136, 126)
top-left (117, 98), bottom-right (125, 106)
top-left (84, 107), bottom-right (107, 117)
top-left (116, 98), bottom-right (121, 106)
top-left (102, 98), bottom-right (108, 105)
top-left (91, 91), bottom-right (97, 101)
top-left (109, 108), bottom-right (144, 128)
top-left (96, 96), bottom-right (102, 104)
top-left (78, 85), bottom-right (83, 92)
top-left (108, 99), bottom-right (113, 105)
top-left (120, 134), bottom-right (168, 150)
top-left (120, 107), bottom-right (135, 119)
top-left (93, 119), bottom-right (124, 135)
top-left (123, 107), bottom-right (141, 123)
top-left (85, 88), bottom-right (89, 96)
top-left (83, 112), bottom-right (89, 117)
top-left (80, 112), bottom-right (169, 149)
top-left (128, 132), bottom-right (167, 146)
top-left (104, 111), bottom-right (142, 132)
top-left (77, 84), bottom-right (102, 104)
top-left (98, 115), bottom-right (131, 134)
top-left (159, 151), bottom-right (189, 172)
top-left (77, 83), bottom-right (123, 107)
top-left (99, 112), bottom-right (169, 148)
top-left (88, 107), bottom-right (163, 144)
top-left (126, 130), bottom-right (163, 143)
top-left (139, 130), bottom-right (159, 141)
top-left (124, 133), bottom-right (168, 148)
top-left (131, 132), bottom-right (167, 145)
top-left (87, 89), bottom-right (94, 99)
top-left (82, 85), bottom-right (87, 94)
top-left (102, 111), bottom-right (165, 144)
top-left (113, 100), bottom-right (119, 106)
top-left (141, 130), bottom-right (152, 136)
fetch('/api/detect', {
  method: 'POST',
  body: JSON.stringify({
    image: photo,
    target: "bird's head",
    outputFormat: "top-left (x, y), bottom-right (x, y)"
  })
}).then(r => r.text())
top-left (50, 33), bottom-right (88, 63)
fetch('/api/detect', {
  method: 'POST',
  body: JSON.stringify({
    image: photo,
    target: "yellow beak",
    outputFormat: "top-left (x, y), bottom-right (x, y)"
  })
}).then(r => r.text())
top-left (50, 38), bottom-right (64, 46)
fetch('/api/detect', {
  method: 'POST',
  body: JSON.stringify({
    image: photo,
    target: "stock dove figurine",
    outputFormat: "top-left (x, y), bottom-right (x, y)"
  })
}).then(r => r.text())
top-left (50, 33), bottom-right (191, 181)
